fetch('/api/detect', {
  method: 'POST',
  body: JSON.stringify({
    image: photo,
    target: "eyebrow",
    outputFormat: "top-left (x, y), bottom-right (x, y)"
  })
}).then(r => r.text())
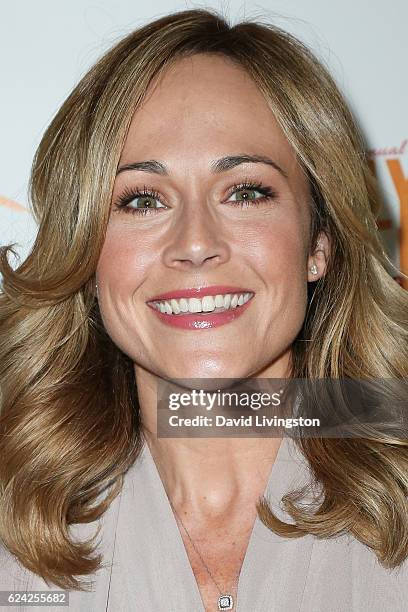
top-left (116, 154), bottom-right (288, 179)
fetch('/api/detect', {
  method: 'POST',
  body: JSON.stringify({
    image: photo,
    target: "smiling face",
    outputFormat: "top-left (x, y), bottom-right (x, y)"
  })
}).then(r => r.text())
top-left (96, 53), bottom-right (328, 382)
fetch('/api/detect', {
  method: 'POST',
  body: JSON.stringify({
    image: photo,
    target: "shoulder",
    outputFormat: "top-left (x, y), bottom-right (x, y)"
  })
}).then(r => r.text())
top-left (0, 477), bottom-right (124, 597)
top-left (303, 533), bottom-right (408, 610)
top-left (0, 542), bottom-right (39, 592)
top-left (263, 438), bottom-right (408, 608)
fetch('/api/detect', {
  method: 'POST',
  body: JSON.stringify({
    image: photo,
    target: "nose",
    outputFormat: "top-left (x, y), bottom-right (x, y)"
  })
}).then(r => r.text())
top-left (161, 200), bottom-right (231, 270)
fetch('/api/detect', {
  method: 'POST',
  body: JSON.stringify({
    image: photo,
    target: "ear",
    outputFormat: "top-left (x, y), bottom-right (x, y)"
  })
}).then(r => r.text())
top-left (307, 231), bottom-right (330, 282)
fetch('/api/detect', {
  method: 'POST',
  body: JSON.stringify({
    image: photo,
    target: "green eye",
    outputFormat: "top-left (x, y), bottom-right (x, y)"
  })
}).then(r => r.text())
top-left (232, 188), bottom-right (262, 201)
top-left (114, 181), bottom-right (276, 216)
top-left (134, 196), bottom-right (159, 209)
top-left (225, 182), bottom-right (277, 209)
top-left (114, 187), bottom-right (167, 215)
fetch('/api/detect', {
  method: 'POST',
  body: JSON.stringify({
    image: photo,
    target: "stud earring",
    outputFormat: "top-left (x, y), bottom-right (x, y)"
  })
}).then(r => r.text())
top-left (95, 282), bottom-right (99, 298)
top-left (310, 263), bottom-right (318, 275)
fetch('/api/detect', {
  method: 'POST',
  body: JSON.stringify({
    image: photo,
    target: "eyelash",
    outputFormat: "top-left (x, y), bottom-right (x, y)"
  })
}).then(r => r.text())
top-left (113, 181), bottom-right (278, 216)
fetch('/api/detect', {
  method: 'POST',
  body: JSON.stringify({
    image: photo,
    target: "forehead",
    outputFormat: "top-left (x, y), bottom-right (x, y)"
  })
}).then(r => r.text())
top-left (119, 53), bottom-right (302, 178)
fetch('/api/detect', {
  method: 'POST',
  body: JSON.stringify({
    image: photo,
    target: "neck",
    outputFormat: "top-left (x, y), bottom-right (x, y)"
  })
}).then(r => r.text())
top-left (135, 365), bottom-right (285, 518)
top-left (144, 433), bottom-right (282, 518)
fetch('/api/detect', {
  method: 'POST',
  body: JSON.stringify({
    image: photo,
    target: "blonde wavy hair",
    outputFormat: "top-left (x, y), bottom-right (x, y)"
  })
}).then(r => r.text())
top-left (1, 8), bottom-right (408, 591)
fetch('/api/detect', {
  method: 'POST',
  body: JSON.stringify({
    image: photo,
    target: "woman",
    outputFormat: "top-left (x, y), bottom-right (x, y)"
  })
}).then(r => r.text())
top-left (1, 8), bottom-right (408, 612)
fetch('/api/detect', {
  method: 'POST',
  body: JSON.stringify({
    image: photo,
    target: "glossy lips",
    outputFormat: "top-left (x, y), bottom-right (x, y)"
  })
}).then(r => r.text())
top-left (146, 286), bottom-right (255, 329)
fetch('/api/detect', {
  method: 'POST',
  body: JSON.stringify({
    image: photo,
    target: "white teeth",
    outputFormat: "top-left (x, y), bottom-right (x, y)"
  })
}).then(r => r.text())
top-left (151, 291), bottom-right (254, 315)
top-left (214, 294), bottom-right (224, 308)
top-left (202, 296), bottom-right (215, 312)
top-left (164, 301), bottom-right (172, 315)
top-left (188, 297), bottom-right (202, 313)
top-left (170, 298), bottom-right (180, 314)
top-left (179, 298), bottom-right (189, 312)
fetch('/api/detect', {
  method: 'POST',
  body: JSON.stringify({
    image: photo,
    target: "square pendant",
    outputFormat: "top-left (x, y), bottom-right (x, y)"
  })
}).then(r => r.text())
top-left (218, 594), bottom-right (233, 610)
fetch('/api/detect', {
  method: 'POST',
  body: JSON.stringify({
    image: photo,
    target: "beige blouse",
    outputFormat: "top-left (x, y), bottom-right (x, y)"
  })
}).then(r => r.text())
top-left (1, 436), bottom-right (408, 611)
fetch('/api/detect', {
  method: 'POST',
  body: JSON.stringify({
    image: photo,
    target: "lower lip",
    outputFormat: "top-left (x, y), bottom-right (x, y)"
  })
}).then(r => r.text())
top-left (146, 298), bottom-right (253, 329)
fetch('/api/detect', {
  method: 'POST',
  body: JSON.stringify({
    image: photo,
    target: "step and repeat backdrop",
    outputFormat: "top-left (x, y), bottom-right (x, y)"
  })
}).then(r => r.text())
top-left (1, 1), bottom-right (407, 286)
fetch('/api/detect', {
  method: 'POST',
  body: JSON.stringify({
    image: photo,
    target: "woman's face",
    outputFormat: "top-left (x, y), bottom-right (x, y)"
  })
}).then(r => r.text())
top-left (96, 53), bottom-right (327, 381)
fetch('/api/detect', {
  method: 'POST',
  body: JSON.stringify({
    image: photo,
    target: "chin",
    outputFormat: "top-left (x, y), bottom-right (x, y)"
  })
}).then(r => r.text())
top-left (160, 362), bottom-right (251, 391)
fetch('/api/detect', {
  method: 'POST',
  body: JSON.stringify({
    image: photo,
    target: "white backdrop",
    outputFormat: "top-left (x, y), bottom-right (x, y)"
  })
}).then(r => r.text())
top-left (1, 0), bottom-right (407, 285)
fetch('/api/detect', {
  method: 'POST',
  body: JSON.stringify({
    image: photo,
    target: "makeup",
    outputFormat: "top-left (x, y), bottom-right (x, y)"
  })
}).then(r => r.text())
top-left (146, 295), bottom-right (253, 329)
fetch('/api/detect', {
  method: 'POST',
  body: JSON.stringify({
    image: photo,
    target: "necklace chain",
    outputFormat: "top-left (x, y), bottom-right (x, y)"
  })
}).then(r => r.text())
top-left (163, 387), bottom-right (286, 609)
top-left (169, 499), bottom-right (243, 599)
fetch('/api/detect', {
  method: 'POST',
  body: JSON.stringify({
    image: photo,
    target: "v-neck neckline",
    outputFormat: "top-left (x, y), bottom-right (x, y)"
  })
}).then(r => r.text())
top-left (138, 436), bottom-right (304, 611)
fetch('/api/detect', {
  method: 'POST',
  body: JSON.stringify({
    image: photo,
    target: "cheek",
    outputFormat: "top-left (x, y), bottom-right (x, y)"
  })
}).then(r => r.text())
top-left (96, 224), bottom-right (158, 289)
top-left (246, 218), bottom-right (307, 283)
top-left (95, 224), bottom-right (158, 360)
top-left (248, 219), bottom-right (309, 330)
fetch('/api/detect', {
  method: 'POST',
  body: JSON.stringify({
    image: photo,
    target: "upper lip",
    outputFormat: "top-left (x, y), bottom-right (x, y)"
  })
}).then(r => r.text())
top-left (147, 285), bottom-right (254, 302)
